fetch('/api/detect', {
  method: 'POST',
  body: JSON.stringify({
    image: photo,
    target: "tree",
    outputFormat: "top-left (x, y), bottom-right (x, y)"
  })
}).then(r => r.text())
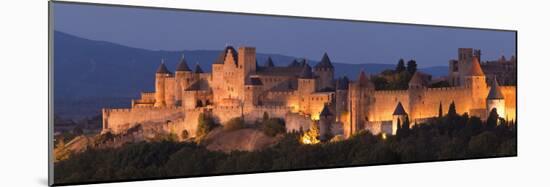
top-left (403, 116), bottom-right (411, 130)
top-left (396, 59), bottom-right (406, 72)
top-left (448, 101), bottom-right (457, 117)
top-left (196, 113), bottom-right (218, 139)
top-left (486, 108), bottom-right (499, 129)
top-left (225, 117), bottom-right (246, 131)
top-left (406, 60), bottom-right (417, 74)
top-left (301, 123), bottom-right (320, 144)
top-left (262, 118), bottom-right (286, 137)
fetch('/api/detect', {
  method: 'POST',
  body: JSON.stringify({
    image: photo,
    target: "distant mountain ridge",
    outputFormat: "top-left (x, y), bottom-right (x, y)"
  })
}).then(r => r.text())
top-left (54, 31), bottom-right (447, 99)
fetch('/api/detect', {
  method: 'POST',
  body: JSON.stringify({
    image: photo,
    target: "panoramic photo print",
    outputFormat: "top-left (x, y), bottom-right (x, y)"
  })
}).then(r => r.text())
top-left (50, 2), bottom-right (517, 185)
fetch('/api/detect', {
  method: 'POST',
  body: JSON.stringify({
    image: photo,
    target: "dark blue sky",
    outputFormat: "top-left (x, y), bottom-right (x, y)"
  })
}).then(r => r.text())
top-left (53, 3), bottom-right (516, 67)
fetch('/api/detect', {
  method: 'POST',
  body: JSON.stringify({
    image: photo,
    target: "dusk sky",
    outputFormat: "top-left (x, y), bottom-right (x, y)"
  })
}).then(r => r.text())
top-left (53, 3), bottom-right (516, 67)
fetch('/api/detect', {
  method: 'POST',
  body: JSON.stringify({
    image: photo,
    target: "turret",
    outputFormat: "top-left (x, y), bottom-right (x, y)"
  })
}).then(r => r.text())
top-left (335, 76), bottom-right (349, 122)
top-left (175, 54), bottom-right (192, 106)
top-left (154, 60), bottom-right (172, 107)
top-left (464, 56), bottom-right (486, 88)
top-left (464, 57), bottom-right (487, 110)
top-left (238, 47), bottom-right (257, 79)
top-left (346, 70), bottom-right (374, 138)
top-left (265, 57), bottom-right (275, 67)
top-left (486, 77), bottom-right (505, 119)
top-left (194, 63), bottom-right (203, 80)
top-left (318, 104), bottom-right (334, 142)
top-left (298, 63), bottom-right (316, 94)
top-left (391, 102), bottom-right (408, 135)
top-left (314, 52), bottom-right (335, 90)
top-left (244, 76), bottom-right (263, 106)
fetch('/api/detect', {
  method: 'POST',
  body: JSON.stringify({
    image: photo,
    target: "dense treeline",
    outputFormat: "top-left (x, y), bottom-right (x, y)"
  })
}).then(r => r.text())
top-left (54, 111), bottom-right (516, 185)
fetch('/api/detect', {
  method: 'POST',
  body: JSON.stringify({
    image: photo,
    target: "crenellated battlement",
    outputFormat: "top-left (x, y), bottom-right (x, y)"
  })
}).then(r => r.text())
top-left (374, 90), bottom-right (408, 95)
top-left (101, 46), bottom-right (516, 139)
top-left (425, 86), bottom-right (466, 92)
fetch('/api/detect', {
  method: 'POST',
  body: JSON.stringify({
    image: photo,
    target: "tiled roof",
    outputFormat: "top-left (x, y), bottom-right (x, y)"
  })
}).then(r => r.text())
top-left (176, 55), bottom-right (191, 72)
top-left (299, 64), bottom-right (314, 79)
top-left (314, 52), bottom-right (334, 69)
top-left (468, 57), bottom-right (485, 76)
top-left (245, 76), bottom-right (263, 86)
top-left (194, 64), bottom-right (204, 73)
top-left (156, 60), bottom-right (172, 74)
top-left (487, 78), bottom-right (504, 99)
top-left (337, 76), bottom-right (349, 90)
top-left (392, 102), bottom-right (407, 115)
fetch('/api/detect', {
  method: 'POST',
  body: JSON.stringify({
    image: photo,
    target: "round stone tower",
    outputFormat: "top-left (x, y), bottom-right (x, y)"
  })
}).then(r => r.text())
top-left (313, 53), bottom-right (335, 90)
top-left (154, 60), bottom-right (172, 107)
top-left (391, 102), bottom-right (408, 135)
top-left (319, 104), bottom-right (334, 142)
top-left (175, 54), bottom-right (192, 107)
top-left (486, 77), bottom-right (505, 119)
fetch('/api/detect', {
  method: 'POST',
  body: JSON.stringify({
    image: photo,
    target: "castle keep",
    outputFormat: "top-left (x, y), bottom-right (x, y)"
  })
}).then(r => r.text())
top-left (102, 46), bottom-right (516, 140)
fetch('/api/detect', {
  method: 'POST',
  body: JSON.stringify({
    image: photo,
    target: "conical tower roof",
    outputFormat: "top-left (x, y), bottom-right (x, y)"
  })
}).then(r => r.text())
top-left (245, 76), bottom-right (263, 86)
top-left (467, 57), bottom-right (485, 76)
top-left (176, 54), bottom-right (191, 72)
top-left (320, 104), bottom-right (333, 117)
top-left (288, 59), bottom-right (300, 67)
top-left (299, 64), bottom-right (314, 79)
top-left (156, 60), bottom-right (171, 74)
top-left (194, 63), bottom-right (204, 73)
top-left (337, 76), bottom-right (350, 90)
top-left (392, 102), bottom-right (407, 115)
top-left (315, 52), bottom-right (334, 69)
top-left (487, 78), bottom-right (504, 100)
top-left (266, 57), bottom-right (275, 67)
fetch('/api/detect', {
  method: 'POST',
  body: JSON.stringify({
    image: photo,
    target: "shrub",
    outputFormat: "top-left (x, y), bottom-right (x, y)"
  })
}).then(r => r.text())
top-left (196, 113), bottom-right (219, 139)
top-left (224, 117), bottom-right (246, 131)
top-left (261, 118), bottom-right (286, 137)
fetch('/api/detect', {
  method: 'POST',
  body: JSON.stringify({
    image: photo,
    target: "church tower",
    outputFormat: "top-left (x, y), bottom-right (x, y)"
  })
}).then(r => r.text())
top-left (486, 77), bottom-right (505, 119)
top-left (154, 60), bottom-right (172, 107)
top-left (314, 53), bottom-right (335, 90)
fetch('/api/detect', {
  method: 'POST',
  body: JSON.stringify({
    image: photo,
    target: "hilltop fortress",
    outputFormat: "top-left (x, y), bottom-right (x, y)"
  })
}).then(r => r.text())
top-left (102, 46), bottom-right (516, 141)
